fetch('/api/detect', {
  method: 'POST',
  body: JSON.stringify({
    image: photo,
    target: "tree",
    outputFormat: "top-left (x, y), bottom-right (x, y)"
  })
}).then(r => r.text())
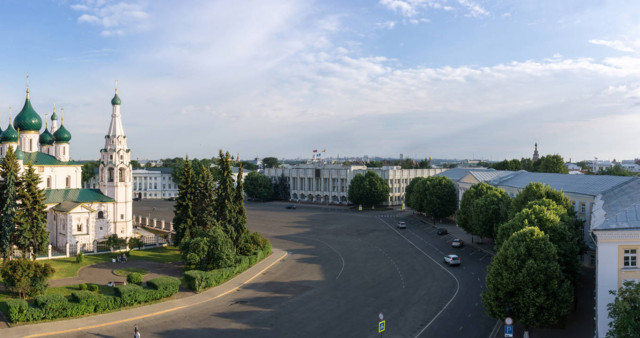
top-left (180, 227), bottom-right (236, 270)
top-left (230, 164), bottom-right (248, 248)
top-left (596, 164), bottom-right (632, 176)
top-left (537, 154), bottom-right (569, 174)
top-left (511, 182), bottom-right (572, 216)
top-left (491, 159), bottom-right (522, 171)
top-left (1, 259), bottom-right (54, 298)
top-left (471, 188), bottom-right (511, 239)
top-left (262, 157), bottom-right (279, 168)
top-left (240, 161), bottom-right (258, 171)
top-left (0, 147), bottom-right (20, 260)
top-left (607, 280), bottom-right (640, 338)
top-left (482, 227), bottom-right (572, 334)
top-left (405, 177), bottom-right (426, 211)
top-left (520, 158), bottom-right (534, 171)
top-left (273, 172), bottom-right (290, 200)
top-left (173, 156), bottom-right (197, 245)
top-left (14, 163), bottom-right (49, 258)
top-left (244, 172), bottom-right (274, 201)
top-left (130, 160), bottom-right (142, 169)
top-left (81, 161), bottom-right (99, 185)
top-left (422, 176), bottom-right (457, 219)
top-left (347, 171), bottom-right (390, 207)
top-left (193, 164), bottom-right (218, 231)
top-left (215, 150), bottom-right (238, 246)
top-left (458, 182), bottom-right (496, 238)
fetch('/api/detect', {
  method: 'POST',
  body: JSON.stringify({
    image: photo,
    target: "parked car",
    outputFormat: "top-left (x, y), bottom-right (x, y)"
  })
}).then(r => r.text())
top-left (286, 205), bottom-right (297, 209)
top-left (397, 221), bottom-right (407, 229)
top-left (443, 254), bottom-right (461, 266)
top-left (437, 228), bottom-right (448, 235)
top-left (451, 239), bottom-right (464, 248)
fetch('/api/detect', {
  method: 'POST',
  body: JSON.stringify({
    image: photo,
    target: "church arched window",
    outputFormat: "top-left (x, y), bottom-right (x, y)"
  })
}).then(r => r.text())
top-left (29, 139), bottom-right (33, 151)
top-left (77, 223), bottom-right (82, 232)
top-left (98, 211), bottom-right (104, 219)
top-left (119, 168), bottom-right (126, 182)
top-left (47, 177), bottom-right (51, 188)
top-left (63, 146), bottom-right (66, 156)
top-left (108, 168), bottom-right (114, 182)
top-left (65, 176), bottom-right (71, 188)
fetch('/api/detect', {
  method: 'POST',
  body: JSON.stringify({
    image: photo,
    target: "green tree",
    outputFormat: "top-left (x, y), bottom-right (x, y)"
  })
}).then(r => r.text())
top-left (366, 160), bottom-right (384, 168)
top-left (230, 164), bottom-right (248, 248)
top-left (347, 171), bottom-right (390, 207)
top-left (482, 227), bottom-right (572, 333)
top-left (511, 182), bottom-right (572, 216)
top-left (405, 177), bottom-right (426, 212)
top-left (538, 154), bottom-right (569, 174)
top-left (240, 161), bottom-right (258, 171)
top-left (471, 188), bottom-right (511, 239)
top-left (215, 150), bottom-right (238, 246)
top-left (14, 163), bottom-right (49, 258)
top-left (81, 161), bottom-right (99, 185)
top-left (607, 280), bottom-right (640, 338)
top-left (1, 259), bottom-right (54, 298)
top-left (423, 176), bottom-right (457, 218)
top-left (244, 172), bottom-right (274, 201)
top-left (458, 182), bottom-right (496, 238)
top-left (273, 172), bottom-right (290, 200)
top-left (520, 158), bottom-right (534, 171)
top-left (130, 160), bottom-right (142, 169)
top-left (418, 159), bottom-right (432, 169)
top-left (193, 164), bottom-right (218, 231)
top-left (180, 227), bottom-right (235, 270)
top-left (0, 147), bottom-right (20, 260)
top-left (173, 156), bottom-right (197, 245)
top-left (596, 164), bottom-right (632, 176)
top-left (576, 160), bottom-right (590, 170)
top-left (262, 157), bottom-right (279, 168)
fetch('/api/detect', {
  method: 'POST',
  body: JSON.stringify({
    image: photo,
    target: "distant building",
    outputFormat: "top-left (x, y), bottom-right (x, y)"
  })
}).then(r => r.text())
top-left (565, 162), bottom-right (582, 174)
top-left (264, 164), bottom-right (445, 205)
top-left (532, 142), bottom-right (539, 161)
top-left (592, 160), bottom-right (614, 172)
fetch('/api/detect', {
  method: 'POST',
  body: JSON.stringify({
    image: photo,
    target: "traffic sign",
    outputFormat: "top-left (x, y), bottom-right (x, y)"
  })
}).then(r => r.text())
top-left (378, 320), bottom-right (385, 333)
top-left (504, 325), bottom-right (513, 338)
top-left (505, 317), bottom-right (513, 325)
top-left (402, 203), bottom-right (406, 210)
top-left (379, 312), bottom-right (384, 320)
top-left (359, 204), bottom-right (363, 211)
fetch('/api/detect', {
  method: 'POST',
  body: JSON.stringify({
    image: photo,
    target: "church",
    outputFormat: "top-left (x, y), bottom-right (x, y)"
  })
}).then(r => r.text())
top-left (1, 86), bottom-right (133, 252)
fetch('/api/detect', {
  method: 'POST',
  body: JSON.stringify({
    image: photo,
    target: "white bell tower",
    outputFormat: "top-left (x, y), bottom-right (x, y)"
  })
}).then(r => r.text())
top-left (99, 86), bottom-right (132, 238)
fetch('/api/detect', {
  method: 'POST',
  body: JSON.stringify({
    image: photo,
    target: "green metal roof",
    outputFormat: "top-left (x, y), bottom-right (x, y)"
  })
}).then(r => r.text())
top-left (39, 128), bottom-right (54, 145)
top-left (45, 189), bottom-right (115, 205)
top-left (14, 97), bottom-right (42, 132)
top-left (52, 201), bottom-right (82, 213)
top-left (111, 93), bottom-right (121, 105)
top-left (53, 124), bottom-right (71, 143)
top-left (1, 124), bottom-right (18, 143)
top-left (22, 152), bottom-right (83, 166)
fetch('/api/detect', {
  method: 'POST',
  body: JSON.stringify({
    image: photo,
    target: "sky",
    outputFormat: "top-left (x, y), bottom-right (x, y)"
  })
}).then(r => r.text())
top-left (0, 0), bottom-right (639, 162)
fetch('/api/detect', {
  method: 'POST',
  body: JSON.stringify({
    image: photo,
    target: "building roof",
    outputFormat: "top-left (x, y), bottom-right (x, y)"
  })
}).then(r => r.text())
top-left (39, 128), bottom-right (54, 146)
top-left (45, 189), bottom-right (114, 205)
top-left (53, 124), bottom-right (71, 143)
top-left (468, 170), bottom-right (514, 183)
top-left (592, 178), bottom-right (640, 231)
top-left (22, 152), bottom-right (82, 166)
top-left (436, 168), bottom-right (498, 182)
top-left (1, 123), bottom-right (18, 143)
top-left (111, 93), bottom-right (121, 106)
top-left (492, 171), bottom-right (635, 196)
top-left (14, 95), bottom-right (42, 132)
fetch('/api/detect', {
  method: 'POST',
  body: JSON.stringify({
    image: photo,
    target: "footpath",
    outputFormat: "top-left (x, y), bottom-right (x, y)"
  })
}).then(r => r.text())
top-left (2, 248), bottom-right (287, 338)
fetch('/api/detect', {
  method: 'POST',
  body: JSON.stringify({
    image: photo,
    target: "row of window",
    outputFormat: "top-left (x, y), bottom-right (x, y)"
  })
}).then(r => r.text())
top-left (133, 183), bottom-right (177, 191)
top-left (46, 176), bottom-right (73, 189)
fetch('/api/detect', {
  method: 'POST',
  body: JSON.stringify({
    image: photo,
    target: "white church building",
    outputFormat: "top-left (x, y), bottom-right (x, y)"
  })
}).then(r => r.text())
top-left (1, 86), bottom-right (132, 251)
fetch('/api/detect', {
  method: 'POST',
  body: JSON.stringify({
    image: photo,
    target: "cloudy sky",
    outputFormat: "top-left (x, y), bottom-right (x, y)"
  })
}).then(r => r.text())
top-left (0, 0), bottom-right (639, 162)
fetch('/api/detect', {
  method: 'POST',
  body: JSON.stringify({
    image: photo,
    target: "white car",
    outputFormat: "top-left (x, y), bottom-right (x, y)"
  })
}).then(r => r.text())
top-left (397, 221), bottom-right (407, 229)
top-left (443, 254), bottom-right (461, 266)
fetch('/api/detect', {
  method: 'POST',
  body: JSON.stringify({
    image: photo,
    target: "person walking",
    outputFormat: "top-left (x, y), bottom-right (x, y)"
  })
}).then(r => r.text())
top-left (134, 325), bottom-right (140, 338)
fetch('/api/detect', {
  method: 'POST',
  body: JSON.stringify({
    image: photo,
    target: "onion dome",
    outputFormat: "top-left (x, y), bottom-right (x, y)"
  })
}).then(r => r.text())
top-left (111, 92), bottom-right (121, 106)
top-left (39, 128), bottom-right (54, 146)
top-left (15, 146), bottom-right (24, 161)
top-left (51, 111), bottom-right (58, 121)
top-left (53, 124), bottom-right (71, 143)
top-left (14, 92), bottom-right (42, 132)
top-left (1, 124), bottom-right (18, 143)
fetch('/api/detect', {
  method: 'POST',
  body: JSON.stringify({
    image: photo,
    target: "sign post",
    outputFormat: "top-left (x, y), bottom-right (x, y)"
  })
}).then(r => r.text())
top-left (504, 317), bottom-right (513, 338)
top-left (378, 313), bottom-right (385, 336)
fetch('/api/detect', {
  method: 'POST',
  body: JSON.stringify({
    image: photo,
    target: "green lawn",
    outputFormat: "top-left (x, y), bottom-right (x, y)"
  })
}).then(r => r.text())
top-left (46, 284), bottom-right (117, 297)
top-left (41, 246), bottom-right (181, 280)
top-left (113, 267), bottom-right (149, 277)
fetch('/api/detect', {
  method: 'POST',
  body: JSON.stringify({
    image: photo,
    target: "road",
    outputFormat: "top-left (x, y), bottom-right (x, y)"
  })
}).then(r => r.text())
top-left (41, 202), bottom-right (496, 337)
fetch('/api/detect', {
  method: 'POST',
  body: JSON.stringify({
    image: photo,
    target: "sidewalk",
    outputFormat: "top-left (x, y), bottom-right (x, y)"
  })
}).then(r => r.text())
top-left (2, 248), bottom-right (287, 338)
top-left (411, 213), bottom-right (496, 256)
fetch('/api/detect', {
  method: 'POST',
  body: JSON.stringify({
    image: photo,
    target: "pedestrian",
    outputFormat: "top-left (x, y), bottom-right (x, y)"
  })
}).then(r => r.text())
top-left (134, 324), bottom-right (140, 338)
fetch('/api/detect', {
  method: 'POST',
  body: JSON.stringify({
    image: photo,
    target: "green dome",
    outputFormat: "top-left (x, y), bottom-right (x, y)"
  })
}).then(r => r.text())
top-left (51, 111), bottom-right (58, 121)
top-left (14, 96), bottom-right (42, 132)
top-left (111, 93), bottom-right (121, 105)
top-left (53, 124), bottom-right (71, 143)
top-left (39, 128), bottom-right (54, 146)
top-left (1, 124), bottom-right (18, 143)
top-left (15, 147), bottom-right (24, 161)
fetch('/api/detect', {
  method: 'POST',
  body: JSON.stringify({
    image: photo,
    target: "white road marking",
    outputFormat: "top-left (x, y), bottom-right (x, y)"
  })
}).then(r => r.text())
top-left (374, 245), bottom-right (406, 289)
top-left (407, 229), bottom-right (445, 255)
top-left (282, 234), bottom-right (346, 280)
top-left (378, 217), bottom-right (460, 338)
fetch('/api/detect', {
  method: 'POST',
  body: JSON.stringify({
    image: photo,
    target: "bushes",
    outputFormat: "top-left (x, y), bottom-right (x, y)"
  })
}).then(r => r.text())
top-left (88, 284), bottom-right (99, 292)
top-left (79, 283), bottom-right (88, 290)
top-left (1, 259), bottom-right (55, 298)
top-left (127, 272), bottom-right (143, 285)
top-left (185, 244), bottom-right (271, 292)
top-left (5, 276), bottom-right (181, 323)
top-left (76, 251), bottom-right (84, 263)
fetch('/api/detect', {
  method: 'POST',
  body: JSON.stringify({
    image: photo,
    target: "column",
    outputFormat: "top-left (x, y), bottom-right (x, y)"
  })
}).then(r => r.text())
top-left (48, 244), bottom-right (52, 259)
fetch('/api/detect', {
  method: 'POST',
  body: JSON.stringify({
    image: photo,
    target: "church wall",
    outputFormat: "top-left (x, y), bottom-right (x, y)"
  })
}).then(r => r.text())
top-left (37, 165), bottom-right (82, 190)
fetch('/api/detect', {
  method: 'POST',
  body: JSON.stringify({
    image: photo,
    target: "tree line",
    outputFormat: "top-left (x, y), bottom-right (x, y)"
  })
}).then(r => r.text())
top-left (242, 172), bottom-right (290, 201)
top-left (489, 154), bottom-right (568, 173)
top-left (173, 150), bottom-right (269, 271)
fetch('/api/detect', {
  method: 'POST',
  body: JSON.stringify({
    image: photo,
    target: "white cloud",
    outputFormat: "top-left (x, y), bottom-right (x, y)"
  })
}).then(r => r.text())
top-left (457, 0), bottom-right (489, 17)
top-left (376, 21), bottom-right (396, 29)
top-left (72, 0), bottom-right (149, 36)
top-left (379, 0), bottom-right (489, 19)
top-left (589, 39), bottom-right (636, 52)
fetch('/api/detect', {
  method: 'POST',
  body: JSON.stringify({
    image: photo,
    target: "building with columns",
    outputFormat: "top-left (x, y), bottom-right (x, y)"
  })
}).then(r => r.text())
top-left (0, 86), bottom-right (133, 251)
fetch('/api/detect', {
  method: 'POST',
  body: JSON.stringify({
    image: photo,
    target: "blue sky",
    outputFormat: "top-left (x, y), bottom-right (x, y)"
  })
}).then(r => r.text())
top-left (0, 0), bottom-right (639, 162)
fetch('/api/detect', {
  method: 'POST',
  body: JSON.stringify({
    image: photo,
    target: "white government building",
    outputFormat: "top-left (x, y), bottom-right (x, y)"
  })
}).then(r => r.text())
top-left (1, 86), bottom-right (133, 251)
top-left (264, 164), bottom-right (445, 205)
top-left (86, 167), bottom-right (178, 200)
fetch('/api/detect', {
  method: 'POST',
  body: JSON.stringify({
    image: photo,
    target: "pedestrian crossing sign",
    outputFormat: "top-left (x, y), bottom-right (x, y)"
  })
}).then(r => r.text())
top-left (378, 320), bottom-right (385, 333)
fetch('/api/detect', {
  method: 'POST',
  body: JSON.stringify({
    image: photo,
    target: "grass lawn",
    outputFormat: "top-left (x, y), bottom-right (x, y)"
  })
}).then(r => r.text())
top-left (113, 267), bottom-right (149, 277)
top-left (46, 284), bottom-right (117, 297)
top-left (41, 246), bottom-right (181, 280)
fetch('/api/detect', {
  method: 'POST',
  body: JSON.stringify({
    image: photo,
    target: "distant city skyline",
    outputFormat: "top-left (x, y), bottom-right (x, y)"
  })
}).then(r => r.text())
top-left (0, 1), bottom-right (639, 161)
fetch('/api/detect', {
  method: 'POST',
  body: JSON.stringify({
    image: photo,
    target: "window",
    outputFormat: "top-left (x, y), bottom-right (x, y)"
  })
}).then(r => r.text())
top-left (624, 249), bottom-right (637, 268)
top-left (110, 155), bottom-right (113, 161)
top-left (119, 168), bottom-right (126, 182)
top-left (98, 211), bottom-right (104, 219)
top-left (29, 139), bottom-right (33, 151)
top-left (121, 214), bottom-right (124, 220)
top-left (580, 203), bottom-right (586, 213)
top-left (63, 146), bottom-right (66, 156)
top-left (65, 176), bottom-right (71, 188)
top-left (108, 168), bottom-right (114, 182)
top-left (120, 155), bottom-right (123, 160)
top-left (47, 177), bottom-right (51, 189)
top-left (77, 223), bottom-right (82, 232)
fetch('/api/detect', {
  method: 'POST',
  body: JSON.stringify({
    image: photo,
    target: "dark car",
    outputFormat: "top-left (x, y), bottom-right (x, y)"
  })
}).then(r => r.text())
top-left (286, 205), bottom-right (297, 209)
top-left (451, 238), bottom-right (463, 248)
top-left (437, 228), bottom-right (448, 235)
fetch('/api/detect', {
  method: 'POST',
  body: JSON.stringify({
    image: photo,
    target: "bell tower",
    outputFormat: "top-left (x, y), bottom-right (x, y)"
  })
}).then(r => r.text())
top-left (99, 86), bottom-right (132, 238)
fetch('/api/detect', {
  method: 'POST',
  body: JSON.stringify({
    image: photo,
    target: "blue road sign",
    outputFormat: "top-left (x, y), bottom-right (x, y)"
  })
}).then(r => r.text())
top-left (504, 325), bottom-right (513, 338)
top-left (378, 320), bottom-right (385, 333)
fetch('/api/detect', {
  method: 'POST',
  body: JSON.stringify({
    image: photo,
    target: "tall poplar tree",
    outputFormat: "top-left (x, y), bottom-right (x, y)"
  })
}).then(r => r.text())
top-left (173, 156), bottom-right (197, 245)
top-left (215, 150), bottom-right (237, 245)
top-left (14, 162), bottom-right (49, 258)
top-left (231, 164), bottom-right (248, 247)
top-left (193, 164), bottom-right (218, 231)
top-left (0, 147), bottom-right (20, 260)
